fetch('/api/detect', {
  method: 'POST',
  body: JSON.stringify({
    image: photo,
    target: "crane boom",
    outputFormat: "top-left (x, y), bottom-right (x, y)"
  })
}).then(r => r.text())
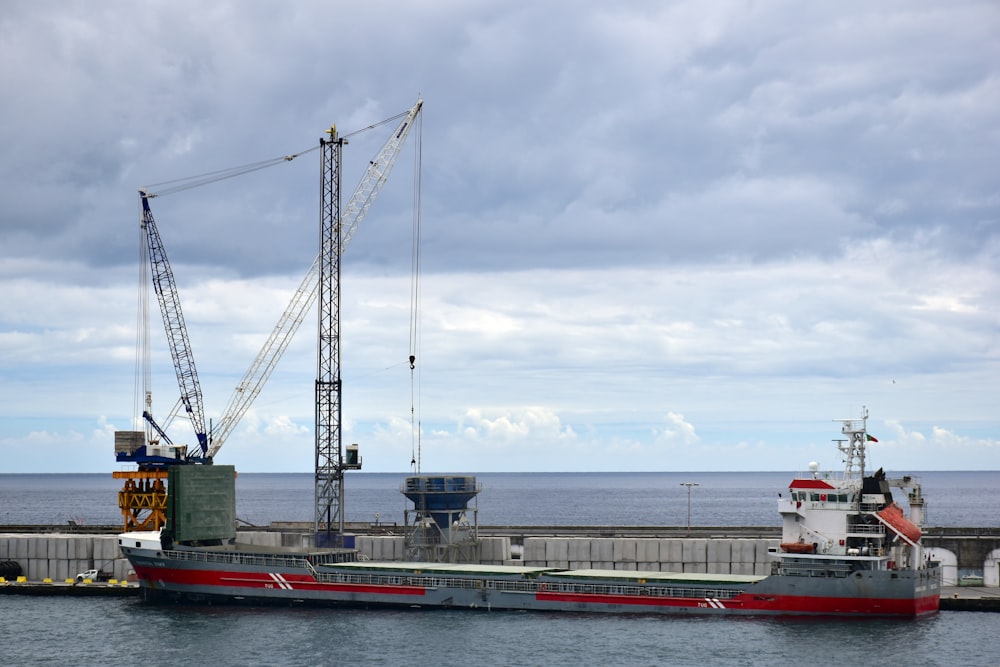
top-left (207, 98), bottom-right (423, 458)
top-left (139, 192), bottom-right (210, 457)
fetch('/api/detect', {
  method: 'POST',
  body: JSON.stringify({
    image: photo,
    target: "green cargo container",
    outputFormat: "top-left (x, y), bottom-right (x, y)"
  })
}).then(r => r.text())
top-left (165, 465), bottom-right (237, 544)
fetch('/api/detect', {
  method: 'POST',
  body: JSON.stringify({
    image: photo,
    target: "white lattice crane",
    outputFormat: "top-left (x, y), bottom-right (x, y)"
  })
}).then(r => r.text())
top-left (206, 98), bottom-right (423, 459)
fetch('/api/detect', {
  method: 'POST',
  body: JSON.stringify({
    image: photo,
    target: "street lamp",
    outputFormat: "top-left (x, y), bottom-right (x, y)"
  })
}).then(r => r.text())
top-left (680, 482), bottom-right (700, 532)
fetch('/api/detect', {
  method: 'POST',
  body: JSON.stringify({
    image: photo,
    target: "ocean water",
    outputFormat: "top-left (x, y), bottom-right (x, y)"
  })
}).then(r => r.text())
top-left (0, 470), bottom-right (995, 528)
top-left (1, 471), bottom-right (999, 666)
top-left (2, 595), bottom-right (1000, 666)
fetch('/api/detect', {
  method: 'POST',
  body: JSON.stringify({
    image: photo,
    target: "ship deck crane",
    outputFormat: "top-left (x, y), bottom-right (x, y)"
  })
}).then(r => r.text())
top-left (116, 192), bottom-right (210, 467)
top-left (114, 99), bottom-right (423, 531)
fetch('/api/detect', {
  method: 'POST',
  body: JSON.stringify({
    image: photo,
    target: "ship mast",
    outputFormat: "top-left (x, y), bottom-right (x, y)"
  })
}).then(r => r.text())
top-left (837, 405), bottom-right (870, 480)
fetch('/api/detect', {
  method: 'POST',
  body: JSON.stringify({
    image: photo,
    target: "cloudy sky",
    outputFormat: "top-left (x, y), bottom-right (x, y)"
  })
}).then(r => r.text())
top-left (1, 1), bottom-right (997, 474)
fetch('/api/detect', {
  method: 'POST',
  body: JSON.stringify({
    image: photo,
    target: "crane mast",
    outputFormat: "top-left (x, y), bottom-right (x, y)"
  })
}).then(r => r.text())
top-left (208, 98), bottom-right (423, 459)
top-left (315, 125), bottom-right (345, 544)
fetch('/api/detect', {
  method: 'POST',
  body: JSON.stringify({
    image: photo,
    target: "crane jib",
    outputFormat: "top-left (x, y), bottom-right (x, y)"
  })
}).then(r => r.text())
top-left (139, 192), bottom-right (209, 456)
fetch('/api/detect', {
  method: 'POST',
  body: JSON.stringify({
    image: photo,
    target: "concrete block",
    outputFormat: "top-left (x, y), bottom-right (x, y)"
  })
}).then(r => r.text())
top-left (373, 537), bottom-right (403, 560)
top-left (28, 560), bottom-right (43, 580)
top-left (592, 538), bottom-right (614, 562)
top-left (481, 537), bottom-right (511, 561)
top-left (614, 561), bottom-right (637, 571)
top-left (569, 561), bottom-right (592, 570)
top-left (65, 537), bottom-right (80, 560)
top-left (636, 540), bottom-right (659, 562)
top-left (637, 563), bottom-right (660, 572)
top-left (15, 537), bottom-right (29, 560)
top-left (372, 537), bottom-right (388, 560)
top-left (0, 536), bottom-right (9, 559)
top-left (48, 537), bottom-right (69, 560)
top-left (733, 539), bottom-right (756, 564)
top-left (50, 559), bottom-right (69, 581)
top-left (661, 563), bottom-right (684, 573)
top-left (613, 539), bottom-right (637, 563)
top-left (707, 562), bottom-right (731, 575)
top-left (754, 562), bottom-right (771, 576)
top-left (113, 558), bottom-right (132, 580)
top-left (547, 560), bottom-right (569, 569)
top-left (545, 539), bottom-right (569, 562)
top-left (683, 562), bottom-right (707, 574)
top-left (659, 539), bottom-right (682, 563)
top-left (93, 537), bottom-right (113, 561)
top-left (731, 562), bottom-right (755, 575)
top-left (355, 536), bottom-right (374, 560)
top-left (682, 539), bottom-right (707, 563)
top-left (235, 531), bottom-right (260, 545)
top-left (592, 562), bottom-right (615, 570)
top-left (567, 539), bottom-right (591, 561)
top-left (28, 537), bottom-right (47, 560)
top-left (755, 539), bottom-right (777, 563)
top-left (524, 538), bottom-right (546, 562)
top-left (707, 540), bottom-right (731, 563)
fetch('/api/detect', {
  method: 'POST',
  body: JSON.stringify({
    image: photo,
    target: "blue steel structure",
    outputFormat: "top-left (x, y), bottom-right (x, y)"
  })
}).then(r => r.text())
top-left (116, 192), bottom-right (210, 467)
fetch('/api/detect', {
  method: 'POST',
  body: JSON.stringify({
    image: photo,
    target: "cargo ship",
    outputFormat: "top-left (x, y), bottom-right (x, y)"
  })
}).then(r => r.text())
top-left (118, 412), bottom-right (941, 617)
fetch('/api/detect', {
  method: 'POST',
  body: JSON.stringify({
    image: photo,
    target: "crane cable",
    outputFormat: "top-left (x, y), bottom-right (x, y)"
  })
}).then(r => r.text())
top-left (409, 112), bottom-right (423, 474)
top-left (141, 108), bottom-right (413, 198)
top-left (133, 199), bottom-right (151, 437)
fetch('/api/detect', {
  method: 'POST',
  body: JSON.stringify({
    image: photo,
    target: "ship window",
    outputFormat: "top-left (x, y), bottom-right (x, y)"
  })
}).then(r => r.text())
top-left (810, 493), bottom-right (820, 502)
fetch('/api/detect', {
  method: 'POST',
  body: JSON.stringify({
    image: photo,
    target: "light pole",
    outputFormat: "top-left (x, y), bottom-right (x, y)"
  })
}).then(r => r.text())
top-left (680, 482), bottom-right (699, 532)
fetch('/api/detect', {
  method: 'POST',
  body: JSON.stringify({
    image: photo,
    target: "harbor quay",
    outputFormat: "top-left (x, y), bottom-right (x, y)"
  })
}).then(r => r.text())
top-left (2, 525), bottom-right (999, 589)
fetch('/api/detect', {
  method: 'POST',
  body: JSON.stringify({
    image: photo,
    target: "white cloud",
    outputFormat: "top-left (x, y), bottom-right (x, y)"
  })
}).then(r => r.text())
top-left (654, 412), bottom-right (700, 447)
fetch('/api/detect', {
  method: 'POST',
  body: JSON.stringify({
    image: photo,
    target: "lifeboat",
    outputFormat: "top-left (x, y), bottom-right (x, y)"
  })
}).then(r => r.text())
top-left (876, 503), bottom-right (922, 544)
top-left (780, 542), bottom-right (816, 554)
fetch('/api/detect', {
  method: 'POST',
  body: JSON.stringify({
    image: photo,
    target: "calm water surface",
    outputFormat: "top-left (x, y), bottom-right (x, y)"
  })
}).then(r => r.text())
top-left (2, 596), bottom-right (999, 667)
top-left (2, 472), bottom-right (999, 666)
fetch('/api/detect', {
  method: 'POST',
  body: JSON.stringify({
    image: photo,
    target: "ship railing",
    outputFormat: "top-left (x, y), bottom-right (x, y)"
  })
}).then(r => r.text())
top-left (164, 548), bottom-right (312, 570)
top-left (859, 502), bottom-right (885, 513)
top-left (313, 571), bottom-right (743, 600)
top-left (779, 561), bottom-right (853, 577)
top-left (846, 524), bottom-right (885, 535)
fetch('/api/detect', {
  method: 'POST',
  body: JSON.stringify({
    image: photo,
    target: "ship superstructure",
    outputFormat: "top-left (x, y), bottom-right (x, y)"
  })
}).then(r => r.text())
top-left (776, 410), bottom-right (930, 579)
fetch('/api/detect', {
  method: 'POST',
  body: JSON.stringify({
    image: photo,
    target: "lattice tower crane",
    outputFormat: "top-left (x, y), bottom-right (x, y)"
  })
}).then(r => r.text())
top-left (207, 98), bottom-right (423, 459)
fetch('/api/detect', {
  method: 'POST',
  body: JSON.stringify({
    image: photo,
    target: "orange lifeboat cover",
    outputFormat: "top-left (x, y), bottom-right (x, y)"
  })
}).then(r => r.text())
top-left (780, 543), bottom-right (816, 554)
top-left (876, 503), bottom-right (922, 543)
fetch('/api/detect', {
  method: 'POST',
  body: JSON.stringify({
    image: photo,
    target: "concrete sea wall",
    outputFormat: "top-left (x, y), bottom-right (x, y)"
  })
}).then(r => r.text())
top-left (3, 531), bottom-right (991, 586)
top-left (0, 534), bottom-right (131, 581)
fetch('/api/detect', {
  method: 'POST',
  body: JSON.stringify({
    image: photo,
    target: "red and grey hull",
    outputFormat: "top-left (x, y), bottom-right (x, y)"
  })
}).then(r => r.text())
top-left (123, 543), bottom-right (939, 617)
